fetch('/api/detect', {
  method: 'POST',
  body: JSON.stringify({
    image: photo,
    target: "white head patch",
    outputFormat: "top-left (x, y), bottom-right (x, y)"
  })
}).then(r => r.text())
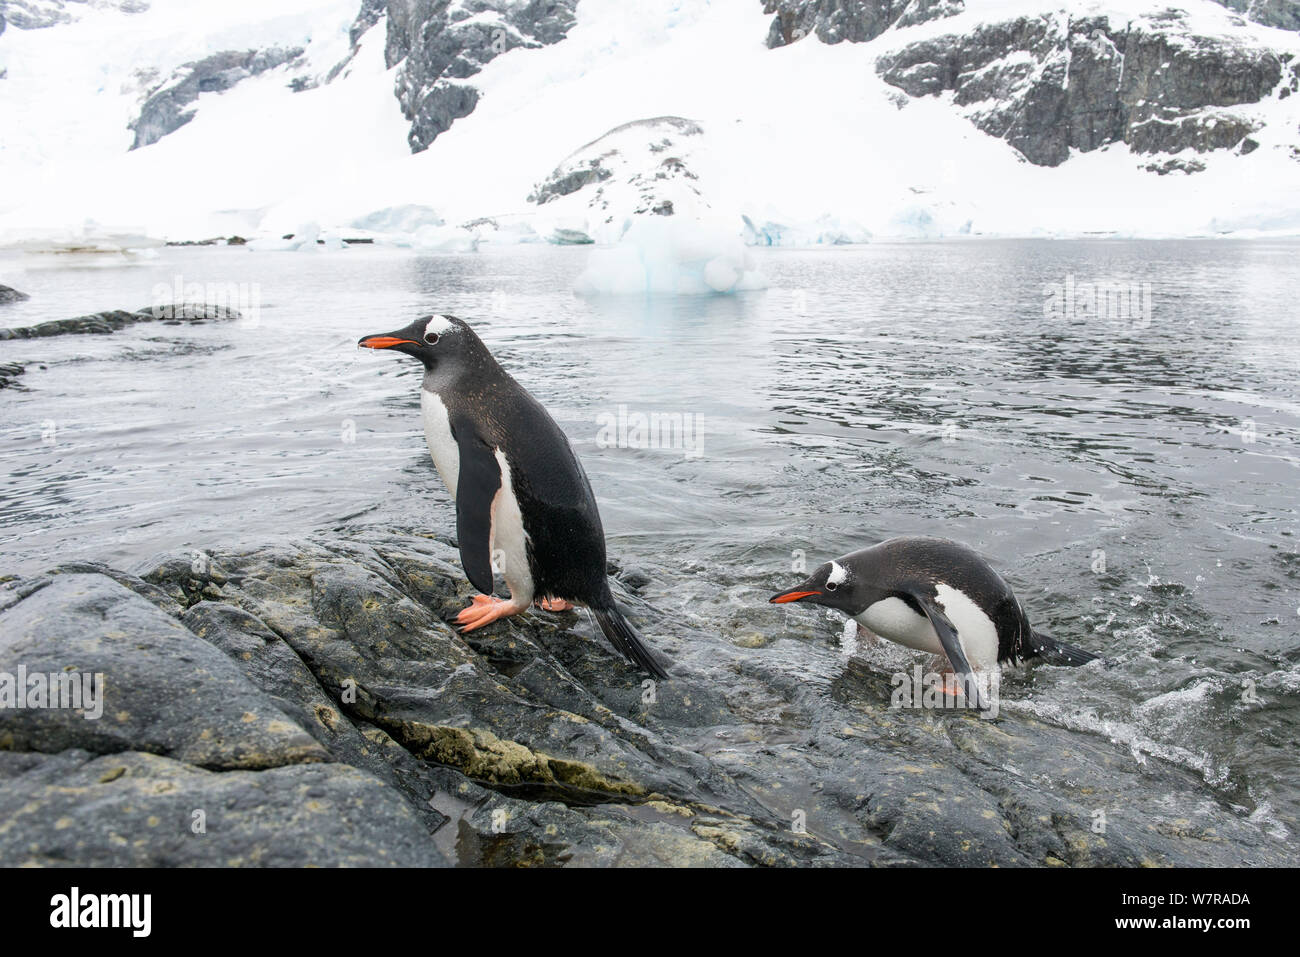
top-left (827, 561), bottom-right (849, 587)
top-left (424, 314), bottom-right (456, 337)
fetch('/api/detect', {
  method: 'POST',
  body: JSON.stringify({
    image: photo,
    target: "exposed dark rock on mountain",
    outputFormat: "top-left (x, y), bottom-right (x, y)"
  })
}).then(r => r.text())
top-left (351, 0), bottom-right (388, 46)
top-left (129, 47), bottom-right (304, 149)
top-left (0, 0), bottom-right (148, 30)
top-left (0, 531), bottom-right (1290, 867)
top-left (763, 0), bottom-right (1300, 44)
top-left (0, 303), bottom-right (240, 340)
top-left (1213, 0), bottom-right (1300, 30)
top-left (528, 117), bottom-right (705, 220)
top-left (875, 11), bottom-right (1288, 166)
top-left (0, 284), bottom-right (29, 304)
top-left (762, 3), bottom-right (1294, 167)
top-left (381, 0), bottom-right (579, 153)
top-left (763, 0), bottom-right (964, 48)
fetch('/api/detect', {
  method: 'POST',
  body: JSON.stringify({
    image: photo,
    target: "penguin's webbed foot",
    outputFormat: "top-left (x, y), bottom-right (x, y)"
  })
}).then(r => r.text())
top-left (938, 673), bottom-right (966, 698)
top-left (534, 597), bottom-right (574, 613)
top-left (456, 594), bottom-right (529, 632)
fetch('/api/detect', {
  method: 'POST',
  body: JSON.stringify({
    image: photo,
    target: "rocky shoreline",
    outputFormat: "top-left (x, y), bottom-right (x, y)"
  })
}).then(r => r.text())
top-left (0, 531), bottom-right (1289, 867)
top-left (0, 302), bottom-right (241, 341)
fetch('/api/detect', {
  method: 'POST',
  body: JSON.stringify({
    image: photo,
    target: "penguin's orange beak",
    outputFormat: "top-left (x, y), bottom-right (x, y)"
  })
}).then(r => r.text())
top-left (769, 589), bottom-right (821, 604)
top-left (358, 335), bottom-right (417, 349)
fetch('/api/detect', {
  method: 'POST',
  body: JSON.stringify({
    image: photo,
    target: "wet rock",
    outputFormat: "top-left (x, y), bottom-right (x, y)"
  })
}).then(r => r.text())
top-left (0, 302), bottom-right (240, 340)
top-left (129, 47), bottom-right (305, 149)
top-left (1, 531), bottom-right (1292, 866)
top-left (0, 750), bottom-right (444, 867)
top-left (0, 284), bottom-right (28, 304)
top-left (0, 573), bottom-right (328, 769)
top-left (0, 362), bottom-right (24, 389)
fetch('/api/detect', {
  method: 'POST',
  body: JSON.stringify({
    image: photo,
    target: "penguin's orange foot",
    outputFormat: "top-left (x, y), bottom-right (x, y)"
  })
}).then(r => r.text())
top-left (456, 595), bottom-right (528, 633)
top-left (939, 673), bottom-right (966, 698)
top-left (535, 597), bottom-right (574, 612)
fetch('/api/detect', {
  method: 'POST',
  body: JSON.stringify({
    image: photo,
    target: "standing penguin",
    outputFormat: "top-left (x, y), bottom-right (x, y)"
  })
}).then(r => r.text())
top-left (770, 537), bottom-right (1095, 705)
top-left (359, 314), bottom-right (668, 679)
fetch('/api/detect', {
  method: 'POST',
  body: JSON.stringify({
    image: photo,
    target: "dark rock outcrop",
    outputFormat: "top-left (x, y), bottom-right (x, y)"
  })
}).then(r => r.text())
top-left (0, 284), bottom-right (29, 304)
top-left (1212, 0), bottom-right (1300, 30)
top-left (875, 11), bottom-right (1287, 166)
top-left (382, 0), bottom-right (579, 153)
top-left (0, 361), bottom-right (24, 389)
top-left (0, 531), bottom-right (1290, 867)
top-left (0, 302), bottom-right (240, 340)
top-left (763, 0), bottom-right (963, 48)
top-left (351, 0), bottom-right (388, 46)
top-left (763, 0), bottom-right (1300, 42)
top-left (129, 47), bottom-right (304, 149)
top-left (0, 0), bottom-right (148, 29)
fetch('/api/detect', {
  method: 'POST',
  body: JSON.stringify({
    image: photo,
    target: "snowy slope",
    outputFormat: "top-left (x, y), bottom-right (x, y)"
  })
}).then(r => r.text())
top-left (1, 0), bottom-right (1299, 244)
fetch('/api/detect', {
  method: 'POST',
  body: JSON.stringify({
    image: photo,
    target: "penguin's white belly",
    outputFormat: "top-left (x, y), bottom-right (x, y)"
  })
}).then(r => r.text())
top-left (855, 584), bottom-right (1000, 673)
top-left (490, 449), bottom-right (533, 604)
top-left (420, 389), bottom-right (460, 498)
top-left (420, 389), bottom-right (533, 604)
top-left (856, 598), bottom-right (943, 655)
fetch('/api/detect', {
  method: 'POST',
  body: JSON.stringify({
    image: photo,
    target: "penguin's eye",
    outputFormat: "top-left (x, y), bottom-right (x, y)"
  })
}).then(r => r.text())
top-left (825, 580), bottom-right (838, 592)
top-left (424, 331), bottom-right (440, 345)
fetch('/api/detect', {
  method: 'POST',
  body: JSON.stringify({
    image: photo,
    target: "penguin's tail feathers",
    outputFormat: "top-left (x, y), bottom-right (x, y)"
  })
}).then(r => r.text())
top-left (1027, 629), bottom-right (1100, 667)
top-left (592, 604), bottom-right (669, 680)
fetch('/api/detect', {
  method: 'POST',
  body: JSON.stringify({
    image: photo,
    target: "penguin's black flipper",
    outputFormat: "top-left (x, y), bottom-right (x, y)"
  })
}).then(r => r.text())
top-left (913, 592), bottom-right (988, 710)
top-left (452, 422), bottom-right (502, 596)
top-left (592, 604), bottom-right (669, 680)
top-left (1027, 630), bottom-right (1099, 667)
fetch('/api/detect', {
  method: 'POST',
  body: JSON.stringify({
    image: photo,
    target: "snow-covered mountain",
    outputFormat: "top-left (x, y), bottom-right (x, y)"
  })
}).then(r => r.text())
top-left (1, 0), bottom-right (1299, 244)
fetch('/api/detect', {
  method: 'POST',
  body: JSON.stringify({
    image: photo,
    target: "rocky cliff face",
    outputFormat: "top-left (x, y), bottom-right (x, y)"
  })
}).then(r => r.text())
top-left (763, 0), bottom-right (1300, 43)
top-left (765, 2), bottom-right (1298, 168)
top-left (763, 0), bottom-right (965, 47)
top-left (0, 0), bottom-right (148, 30)
top-left (129, 47), bottom-right (305, 150)
top-left (1214, 0), bottom-right (1300, 29)
top-left (876, 10), bottom-right (1290, 166)
top-left (381, 0), bottom-right (579, 153)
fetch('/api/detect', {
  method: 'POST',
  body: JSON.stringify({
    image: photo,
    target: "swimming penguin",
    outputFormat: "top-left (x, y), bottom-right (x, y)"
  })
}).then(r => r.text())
top-left (770, 537), bottom-right (1096, 706)
top-left (359, 314), bottom-right (668, 679)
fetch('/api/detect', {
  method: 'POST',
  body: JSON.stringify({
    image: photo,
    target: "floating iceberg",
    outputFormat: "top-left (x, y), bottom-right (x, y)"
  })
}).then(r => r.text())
top-left (742, 214), bottom-right (872, 247)
top-left (573, 217), bottom-right (767, 297)
top-left (246, 223), bottom-right (330, 252)
top-left (403, 224), bottom-right (479, 252)
top-left (351, 205), bottom-right (445, 234)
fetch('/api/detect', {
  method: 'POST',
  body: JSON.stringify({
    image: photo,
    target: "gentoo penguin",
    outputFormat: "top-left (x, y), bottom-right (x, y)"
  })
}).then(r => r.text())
top-left (770, 537), bottom-right (1096, 706)
top-left (359, 314), bottom-right (668, 679)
